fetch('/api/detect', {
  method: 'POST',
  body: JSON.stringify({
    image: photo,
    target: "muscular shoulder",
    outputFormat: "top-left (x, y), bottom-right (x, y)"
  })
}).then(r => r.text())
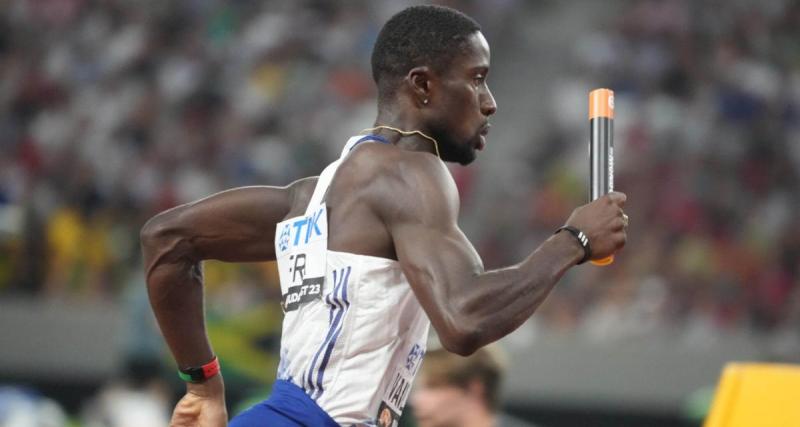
top-left (337, 143), bottom-right (460, 224)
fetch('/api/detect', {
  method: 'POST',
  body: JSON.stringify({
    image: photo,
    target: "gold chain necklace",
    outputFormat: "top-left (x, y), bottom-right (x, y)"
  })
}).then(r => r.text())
top-left (360, 125), bottom-right (441, 159)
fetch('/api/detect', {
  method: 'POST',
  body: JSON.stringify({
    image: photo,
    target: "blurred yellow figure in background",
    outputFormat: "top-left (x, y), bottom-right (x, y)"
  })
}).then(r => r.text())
top-left (46, 206), bottom-right (112, 296)
top-left (704, 363), bottom-right (800, 427)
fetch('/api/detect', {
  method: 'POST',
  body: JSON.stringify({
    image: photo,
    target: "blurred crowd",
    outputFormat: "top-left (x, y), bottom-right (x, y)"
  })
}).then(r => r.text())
top-left (0, 0), bottom-right (513, 297)
top-left (0, 0), bottom-right (390, 299)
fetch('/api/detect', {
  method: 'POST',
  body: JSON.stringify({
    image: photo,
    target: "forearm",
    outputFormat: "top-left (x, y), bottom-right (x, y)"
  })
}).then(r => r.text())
top-left (141, 211), bottom-right (216, 369)
top-left (458, 232), bottom-right (583, 348)
top-left (147, 260), bottom-right (215, 369)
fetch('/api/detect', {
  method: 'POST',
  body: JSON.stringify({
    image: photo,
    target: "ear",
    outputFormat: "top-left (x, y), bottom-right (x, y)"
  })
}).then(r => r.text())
top-left (405, 66), bottom-right (433, 106)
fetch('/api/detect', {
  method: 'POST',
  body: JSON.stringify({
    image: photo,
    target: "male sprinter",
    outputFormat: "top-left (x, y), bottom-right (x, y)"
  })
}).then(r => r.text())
top-left (141, 5), bottom-right (627, 427)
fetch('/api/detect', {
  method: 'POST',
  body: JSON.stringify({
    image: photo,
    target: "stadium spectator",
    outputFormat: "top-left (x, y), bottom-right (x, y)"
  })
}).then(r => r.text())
top-left (411, 346), bottom-right (540, 427)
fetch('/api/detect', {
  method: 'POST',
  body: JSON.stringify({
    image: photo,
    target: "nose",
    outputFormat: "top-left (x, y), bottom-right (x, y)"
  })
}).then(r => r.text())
top-left (481, 87), bottom-right (497, 116)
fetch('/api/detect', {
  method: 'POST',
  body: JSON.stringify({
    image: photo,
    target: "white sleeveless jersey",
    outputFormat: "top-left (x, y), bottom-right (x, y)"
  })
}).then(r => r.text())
top-left (274, 135), bottom-right (431, 426)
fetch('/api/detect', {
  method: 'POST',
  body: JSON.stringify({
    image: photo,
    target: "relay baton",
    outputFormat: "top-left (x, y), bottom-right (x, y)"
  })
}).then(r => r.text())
top-left (589, 88), bottom-right (615, 266)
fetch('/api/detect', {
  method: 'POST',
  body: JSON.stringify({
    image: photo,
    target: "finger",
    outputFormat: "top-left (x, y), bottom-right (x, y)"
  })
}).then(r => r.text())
top-left (173, 403), bottom-right (199, 416)
top-left (607, 191), bottom-right (627, 207)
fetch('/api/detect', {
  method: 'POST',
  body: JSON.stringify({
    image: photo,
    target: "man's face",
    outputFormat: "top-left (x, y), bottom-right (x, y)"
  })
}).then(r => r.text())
top-left (427, 31), bottom-right (497, 165)
top-left (411, 382), bottom-right (473, 427)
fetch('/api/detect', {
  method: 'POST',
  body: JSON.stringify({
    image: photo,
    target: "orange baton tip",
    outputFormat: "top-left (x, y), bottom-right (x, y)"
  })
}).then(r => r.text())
top-left (589, 88), bottom-right (614, 120)
top-left (590, 255), bottom-right (614, 266)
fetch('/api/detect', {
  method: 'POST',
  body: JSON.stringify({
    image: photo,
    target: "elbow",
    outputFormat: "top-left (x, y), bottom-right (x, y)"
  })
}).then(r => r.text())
top-left (140, 207), bottom-right (202, 295)
top-left (436, 322), bottom-right (482, 357)
top-left (431, 297), bottom-right (489, 356)
top-left (140, 212), bottom-right (170, 250)
top-left (140, 207), bottom-right (192, 261)
top-left (441, 340), bottom-right (478, 357)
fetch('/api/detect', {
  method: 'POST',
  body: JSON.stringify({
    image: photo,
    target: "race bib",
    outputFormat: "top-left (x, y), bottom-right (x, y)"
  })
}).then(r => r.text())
top-left (375, 343), bottom-right (426, 426)
top-left (275, 204), bottom-right (328, 313)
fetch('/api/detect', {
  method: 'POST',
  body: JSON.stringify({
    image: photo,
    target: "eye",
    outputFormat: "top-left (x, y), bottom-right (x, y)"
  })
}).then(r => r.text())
top-left (473, 74), bottom-right (486, 85)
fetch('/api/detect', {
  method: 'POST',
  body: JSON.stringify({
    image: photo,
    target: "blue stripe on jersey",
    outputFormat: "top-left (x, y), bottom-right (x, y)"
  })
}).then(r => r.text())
top-left (327, 295), bottom-right (334, 325)
top-left (305, 266), bottom-right (350, 395)
top-left (326, 270), bottom-right (342, 325)
top-left (306, 290), bottom-right (342, 391)
top-left (313, 266), bottom-right (351, 398)
top-left (349, 134), bottom-right (390, 152)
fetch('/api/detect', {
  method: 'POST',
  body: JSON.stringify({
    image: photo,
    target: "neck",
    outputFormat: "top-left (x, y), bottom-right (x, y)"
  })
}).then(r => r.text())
top-left (372, 105), bottom-right (438, 157)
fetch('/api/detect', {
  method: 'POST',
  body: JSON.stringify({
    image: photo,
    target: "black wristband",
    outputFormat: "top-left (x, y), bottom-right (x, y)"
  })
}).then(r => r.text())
top-left (555, 225), bottom-right (591, 264)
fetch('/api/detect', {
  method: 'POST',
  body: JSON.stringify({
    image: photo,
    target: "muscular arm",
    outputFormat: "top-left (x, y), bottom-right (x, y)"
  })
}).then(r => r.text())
top-left (376, 157), bottom-right (625, 355)
top-left (140, 177), bottom-right (317, 369)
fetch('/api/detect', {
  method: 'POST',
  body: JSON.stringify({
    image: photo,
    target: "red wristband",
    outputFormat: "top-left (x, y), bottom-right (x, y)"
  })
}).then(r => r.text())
top-left (178, 356), bottom-right (220, 383)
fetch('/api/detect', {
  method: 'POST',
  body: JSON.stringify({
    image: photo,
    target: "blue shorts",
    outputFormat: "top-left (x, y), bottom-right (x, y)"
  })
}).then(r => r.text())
top-left (229, 380), bottom-right (339, 427)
